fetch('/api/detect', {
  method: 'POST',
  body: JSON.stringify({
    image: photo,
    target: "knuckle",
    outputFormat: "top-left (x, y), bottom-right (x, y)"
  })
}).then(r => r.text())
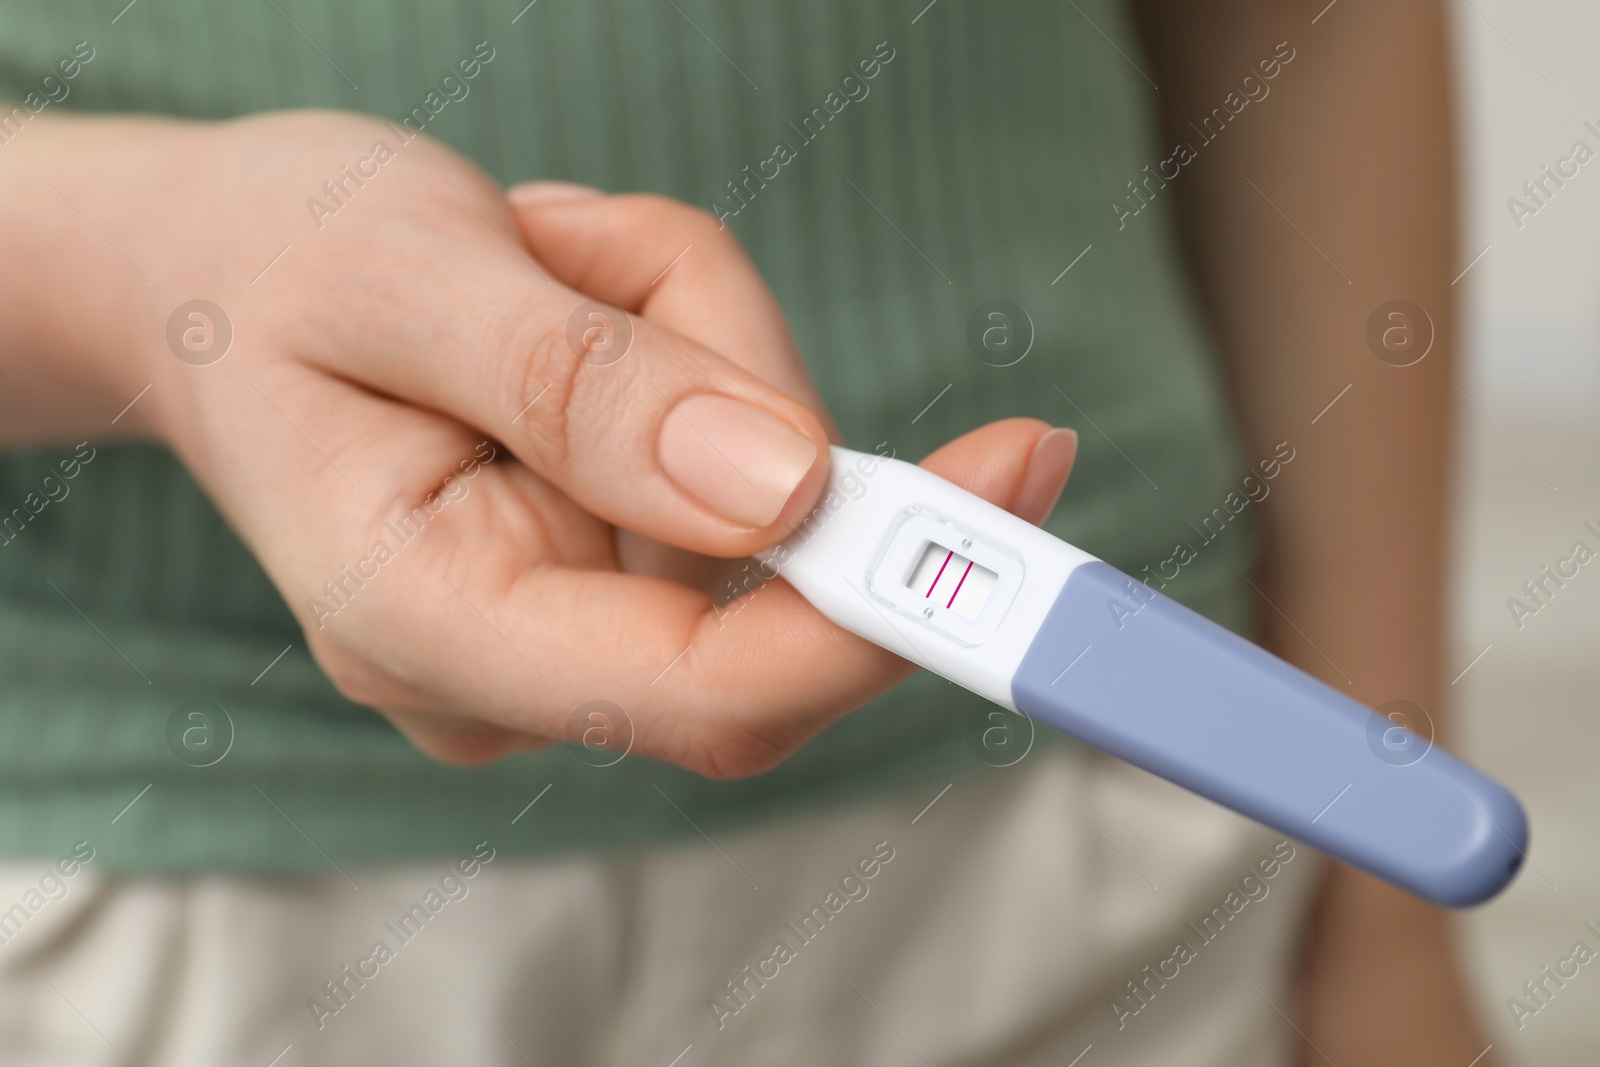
top-left (681, 717), bottom-right (792, 781)
top-left (309, 640), bottom-right (404, 710)
top-left (628, 194), bottom-right (746, 252)
top-left (498, 312), bottom-right (584, 465)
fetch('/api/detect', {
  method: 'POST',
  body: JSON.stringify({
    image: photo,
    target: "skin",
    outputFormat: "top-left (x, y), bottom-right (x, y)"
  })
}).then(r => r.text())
top-left (1132, 0), bottom-right (1496, 1062)
top-left (0, 109), bottom-right (1077, 772)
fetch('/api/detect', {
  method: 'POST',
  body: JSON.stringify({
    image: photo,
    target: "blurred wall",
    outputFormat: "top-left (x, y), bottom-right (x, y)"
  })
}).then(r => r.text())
top-left (1457, 0), bottom-right (1600, 405)
top-left (1453, 2), bottom-right (1600, 1063)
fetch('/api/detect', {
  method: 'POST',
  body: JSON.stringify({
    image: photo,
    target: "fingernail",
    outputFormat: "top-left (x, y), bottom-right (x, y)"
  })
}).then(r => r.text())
top-left (1012, 427), bottom-right (1078, 523)
top-left (658, 394), bottom-right (819, 527)
top-left (507, 180), bottom-right (605, 206)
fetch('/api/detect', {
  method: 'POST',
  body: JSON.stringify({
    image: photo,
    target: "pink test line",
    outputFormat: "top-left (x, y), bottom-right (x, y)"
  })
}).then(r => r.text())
top-left (925, 549), bottom-right (954, 598)
top-left (946, 559), bottom-right (975, 609)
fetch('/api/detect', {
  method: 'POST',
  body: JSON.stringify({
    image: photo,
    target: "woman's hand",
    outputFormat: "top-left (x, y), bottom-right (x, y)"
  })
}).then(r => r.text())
top-left (0, 110), bottom-right (1077, 770)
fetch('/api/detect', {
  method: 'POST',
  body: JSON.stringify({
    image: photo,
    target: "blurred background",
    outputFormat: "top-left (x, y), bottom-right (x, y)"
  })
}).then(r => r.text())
top-left (1451, 0), bottom-right (1600, 1061)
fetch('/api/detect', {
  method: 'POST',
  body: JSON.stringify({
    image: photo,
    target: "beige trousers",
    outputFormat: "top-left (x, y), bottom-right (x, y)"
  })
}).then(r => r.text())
top-left (0, 746), bottom-right (1321, 1066)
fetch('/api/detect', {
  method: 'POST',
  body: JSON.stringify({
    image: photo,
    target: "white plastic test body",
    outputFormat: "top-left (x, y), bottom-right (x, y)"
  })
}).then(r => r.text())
top-left (759, 446), bottom-right (1528, 907)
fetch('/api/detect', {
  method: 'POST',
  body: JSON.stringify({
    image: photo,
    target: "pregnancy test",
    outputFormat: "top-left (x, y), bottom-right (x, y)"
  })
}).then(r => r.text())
top-left (760, 446), bottom-right (1528, 907)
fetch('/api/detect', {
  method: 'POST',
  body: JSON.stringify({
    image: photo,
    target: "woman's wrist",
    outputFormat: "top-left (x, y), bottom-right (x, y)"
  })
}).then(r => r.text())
top-left (0, 113), bottom-right (184, 445)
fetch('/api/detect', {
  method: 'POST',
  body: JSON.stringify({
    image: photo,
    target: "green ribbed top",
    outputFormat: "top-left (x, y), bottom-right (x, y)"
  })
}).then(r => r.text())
top-left (0, 0), bottom-right (1257, 873)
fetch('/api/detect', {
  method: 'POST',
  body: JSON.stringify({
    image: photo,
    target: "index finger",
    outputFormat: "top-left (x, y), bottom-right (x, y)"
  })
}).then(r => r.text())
top-left (284, 168), bottom-right (833, 557)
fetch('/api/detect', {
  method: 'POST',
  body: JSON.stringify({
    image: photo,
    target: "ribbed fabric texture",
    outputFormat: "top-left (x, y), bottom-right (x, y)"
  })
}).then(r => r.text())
top-left (0, 0), bottom-right (1258, 873)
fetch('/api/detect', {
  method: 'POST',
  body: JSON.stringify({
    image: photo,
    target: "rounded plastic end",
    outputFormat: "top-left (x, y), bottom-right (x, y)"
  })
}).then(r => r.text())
top-left (1427, 779), bottom-right (1529, 908)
